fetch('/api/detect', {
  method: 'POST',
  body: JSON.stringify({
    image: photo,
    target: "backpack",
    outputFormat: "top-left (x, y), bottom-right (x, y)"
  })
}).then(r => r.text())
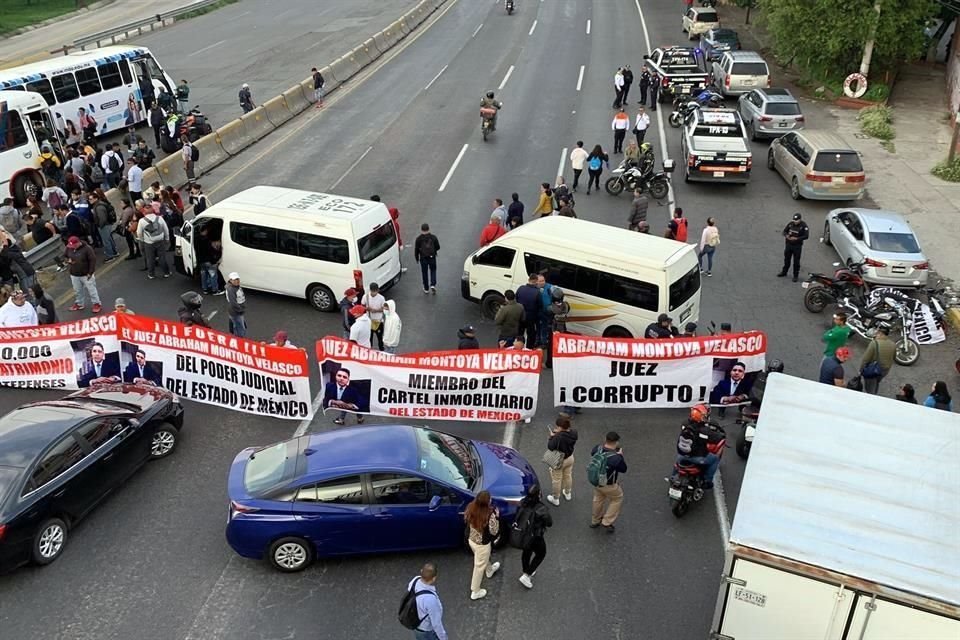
top-left (70, 212), bottom-right (91, 237)
top-left (142, 215), bottom-right (163, 240)
top-left (107, 153), bottom-right (120, 173)
top-left (104, 202), bottom-right (117, 225)
top-left (419, 235), bottom-right (436, 258)
top-left (47, 189), bottom-right (64, 211)
top-left (40, 156), bottom-right (57, 176)
top-left (90, 163), bottom-right (104, 183)
top-left (190, 144), bottom-right (200, 162)
top-left (674, 217), bottom-right (688, 242)
top-left (397, 579), bottom-right (431, 630)
top-left (508, 505), bottom-right (536, 550)
top-left (588, 156), bottom-right (602, 171)
top-left (586, 447), bottom-right (613, 487)
top-left (193, 194), bottom-right (208, 215)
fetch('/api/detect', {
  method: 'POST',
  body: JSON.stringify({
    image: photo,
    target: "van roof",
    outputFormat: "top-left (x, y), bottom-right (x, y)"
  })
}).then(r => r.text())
top-left (796, 130), bottom-right (857, 152)
top-left (493, 217), bottom-right (694, 269)
top-left (725, 50), bottom-right (765, 61)
top-left (204, 186), bottom-right (382, 223)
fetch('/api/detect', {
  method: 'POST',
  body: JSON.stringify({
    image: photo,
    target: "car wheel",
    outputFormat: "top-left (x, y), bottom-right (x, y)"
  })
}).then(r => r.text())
top-left (150, 423), bottom-right (179, 459)
top-left (480, 292), bottom-right (505, 320)
top-left (603, 326), bottom-right (633, 338)
top-left (13, 172), bottom-right (45, 208)
top-left (766, 149), bottom-right (775, 170)
top-left (823, 221), bottom-right (832, 246)
top-left (790, 177), bottom-right (802, 200)
top-left (32, 517), bottom-right (68, 565)
top-left (307, 284), bottom-right (336, 312)
top-left (268, 537), bottom-right (313, 572)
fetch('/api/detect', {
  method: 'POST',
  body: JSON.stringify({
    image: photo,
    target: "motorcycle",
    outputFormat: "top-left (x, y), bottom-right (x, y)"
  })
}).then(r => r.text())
top-left (802, 261), bottom-right (868, 313)
top-left (180, 105), bottom-right (212, 142)
top-left (605, 159), bottom-right (670, 199)
top-left (667, 421), bottom-right (725, 517)
top-left (838, 295), bottom-right (920, 366)
top-left (480, 106), bottom-right (499, 141)
top-left (668, 90), bottom-right (723, 127)
top-left (505, 0), bottom-right (514, 14)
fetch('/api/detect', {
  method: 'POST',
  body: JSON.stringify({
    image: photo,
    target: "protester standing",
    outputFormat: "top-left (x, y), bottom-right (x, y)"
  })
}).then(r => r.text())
top-left (339, 288), bottom-right (359, 338)
top-left (0, 288), bottom-right (38, 327)
top-left (64, 236), bottom-right (101, 313)
top-left (896, 384), bottom-right (918, 404)
top-left (362, 282), bottom-right (387, 350)
top-left (516, 485), bottom-right (552, 590)
top-left (136, 206), bottom-right (171, 279)
top-left (182, 137), bottom-right (196, 184)
top-left (464, 490), bottom-right (501, 600)
top-left (667, 207), bottom-right (688, 241)
top-left (225, 272), bottom-right (247, 338)
top-left (349, 304), bottom-right (372, 348)
top-left (818, 346), bottom-right (850, 386)
top-left (176, 79), bottom-right (190, 113)
top-left (405, 563), bottom-right (448, 640)
top-left (495, 289), bottom-right (524, 345)
top-left (822, 312), bottom-right (851, 358)
top-left (382, 300), bottom-right (402, 354)
top-left (480, 212), bottom-right (506, 247)
top-left (31, 283), bottom-right (57, 325)
top-left (88, 190), bottom-right (118, 261)
top-left (859, 326), bottom-right (896, 395)
top-left (507, 192), bottom-right (524, 226)
top-left (311, 67), bottom-right (325, 108)
top-left (697, 217), bottom-right (719, 276)
top-left (149, 101), bottom-right (165, 148)
top-left (458, 324), bottom-right (480, 349)
top-left (923, 381), bottom-right (953, 411)
top-left (414, 224), bottom-right (440, 294)
top-left (126, 158), bottom-right (144, 203)
top-left (778, 212), bottom-right (809, 282)
top-left (546, 414), bottom-right (578, 505)
top-left (532, 183), bottom-right (553, 217)
top-left (585, 145), bottom-right (608, 195)
top-left (569, 141), bottom-right (589, 192)
top-left (628, 189), bottom-right (648, 231)
top-left (621, 65), bottom-right (634, 104)
top-left (516, 274), bottom-right (542, 350)
top-left (589, 431), bottom-right (628, 532)
top-left (612, 108), bottom-right (630, 154)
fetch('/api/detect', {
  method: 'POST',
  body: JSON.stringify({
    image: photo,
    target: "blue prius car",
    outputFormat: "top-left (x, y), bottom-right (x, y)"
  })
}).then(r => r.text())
top-left (225, 425), bottom-right (539, 571)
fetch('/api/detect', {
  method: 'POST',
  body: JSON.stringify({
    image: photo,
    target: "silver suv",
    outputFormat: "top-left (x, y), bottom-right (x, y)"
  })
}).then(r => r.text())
top-left (712, 51), bottom-right (770, 97)
top-left (737, 88), bottom-right (805, 140)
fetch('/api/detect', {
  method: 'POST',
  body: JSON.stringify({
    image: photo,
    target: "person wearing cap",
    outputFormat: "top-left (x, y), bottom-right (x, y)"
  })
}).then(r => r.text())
top-left (458, 325), bottom-right (480, 349)
top-left (348, 304), bottom-right (372, 348)
top-left (778, 212), bottom-right (810, 282)
top-left (64, 236), bottom-right (102, 313)
top-left (225, 272), bottom-right (247, 338)
top-left (339, 288), bottom-right (359, 338)
top-left (114, 298), bottom-right (134, 314)
top-left (819, 346), bottom-right (850, 387)
top-left (271, 331), bottom-right (296, 349)
top-left (645, 313), bottom-right (677, 339)
top-left (682, 322), bottom-right (697, 337)
top-left (0, 288), bottom-right (38, 327)
top-left (239, 83), bottom-right (255, 113)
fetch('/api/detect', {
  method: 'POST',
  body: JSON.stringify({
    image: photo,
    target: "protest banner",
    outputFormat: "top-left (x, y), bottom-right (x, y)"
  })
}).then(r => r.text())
top-left (0, 315), bottom-right (119, 390)
top-left (117, 314), bottom-right (313, 419)
top-left (315, 337), bottom-right (542, 422)
top-left (552, 331), bottom-right (767, 409)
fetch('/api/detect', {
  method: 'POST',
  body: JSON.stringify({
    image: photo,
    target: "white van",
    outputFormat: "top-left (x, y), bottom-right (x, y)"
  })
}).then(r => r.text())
top-left (176, 187), bottom-right (401, 311)
top-left (461, 217), bottom-right (701, 338)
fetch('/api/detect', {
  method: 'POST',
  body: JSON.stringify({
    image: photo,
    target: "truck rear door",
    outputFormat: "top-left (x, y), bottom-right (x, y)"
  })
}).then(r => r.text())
top-left (845, 596), bottom-right (960, 640)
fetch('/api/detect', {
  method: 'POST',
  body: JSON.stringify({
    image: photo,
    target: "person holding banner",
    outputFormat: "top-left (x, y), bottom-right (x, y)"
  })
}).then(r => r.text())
top-left (348, 305), bottom-right (372, 349)
top-left (78, 342), bottom-right (121, 387)
top-left (323, 368), bottom-right (365, 425)
top-left (123, 349), bottom-right (161, 386)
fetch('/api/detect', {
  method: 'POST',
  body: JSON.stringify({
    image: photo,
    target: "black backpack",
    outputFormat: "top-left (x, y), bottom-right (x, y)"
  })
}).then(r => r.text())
top-left (508, 504), bottom-right (536, 550)
top-left (419, 235), bottom-right (436, 258)
top-left (107, 153), bottom-right (120, 173)
top-left (190, 144), bottom-right (200, 162)
top-left (104, 202), bottom-right (117, 225)
top-left (398, 579), bottom-right (431, 630)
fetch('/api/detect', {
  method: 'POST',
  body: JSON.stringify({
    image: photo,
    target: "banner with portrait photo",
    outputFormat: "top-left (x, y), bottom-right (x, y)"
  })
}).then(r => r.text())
top-left (0, 315), bottom-right (120, 390)
top-left (315, 337), bottom-right (542, 422)
top-left (116, 314), bottom-right (313, 419)
top-left (552, 331), bottom-right (768, 409)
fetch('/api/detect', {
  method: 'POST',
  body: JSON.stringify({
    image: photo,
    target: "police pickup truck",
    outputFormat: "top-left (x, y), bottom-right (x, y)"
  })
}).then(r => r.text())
top-left (642, 46), bottom-right (712, 102)
top-left (680, 109), bottom-right (752, 183)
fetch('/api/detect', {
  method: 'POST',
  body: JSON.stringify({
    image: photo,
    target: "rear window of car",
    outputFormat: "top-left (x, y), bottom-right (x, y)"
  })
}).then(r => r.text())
top-left (357, 221), bottom-right (397, 264)
top-left (765, 102), bottom-right (801, 115)
top-left (696, 11), bottom-right (718, 21)
top-left (731, 62), bottom-right (769, 76)
top-left (0, 466), bottom-right (20, 507)
top-left (693, 124), bottom-right (743, 138)
top-left (868, 232), bottom-right (921, 253)
top-left (713, 31), bottom-right (739, 43)
top-left (244, 439), bottom-right (299, 496)
top-left (813, 151), bottom-right (863, 172)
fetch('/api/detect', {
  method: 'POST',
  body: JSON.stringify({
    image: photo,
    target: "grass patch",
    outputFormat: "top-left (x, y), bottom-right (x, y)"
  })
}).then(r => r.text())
top-left (858, 105), bottom-right (895, 141)
top-left (179, 0), bottom-right (240, 19)
top-left (932, 158), bottom-right (960, 182)
top-left (0, 0), bottom-right (84, 35)
top-left (880, 140), bottom-right (895, 153)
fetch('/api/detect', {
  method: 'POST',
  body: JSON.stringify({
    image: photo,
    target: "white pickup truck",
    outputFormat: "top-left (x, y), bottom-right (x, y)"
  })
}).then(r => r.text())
top-left (710, 374), bottom-right (960, 639)
top-left (680, 108), bottom-right (751, 184)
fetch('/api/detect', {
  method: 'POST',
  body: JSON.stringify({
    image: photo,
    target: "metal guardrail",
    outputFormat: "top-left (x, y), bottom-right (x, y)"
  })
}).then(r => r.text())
top-left (50, 0), bottom-right (223, 55)
top-left (25, 237), bottom-right (62, 270)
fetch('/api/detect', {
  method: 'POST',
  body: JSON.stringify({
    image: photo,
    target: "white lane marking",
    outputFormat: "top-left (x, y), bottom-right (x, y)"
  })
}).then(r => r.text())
top-left (576, 65), bottom-right (585, 91)
top-left (557, 147), bottom-right (568, 180)
top-left (713, 470), bottom-right (731, 547)
top-left (187, 39), bottom-right (226, 57)
top-left (586, 19), bottom-right (591, 35)
top-left (438, 143), bottom-right (469, 192)
top-left (472, 23), bottom-right (483, 38)
top-left (528, 19), bottom-right (538, 36)
top-left (502, 421), bottom-right (518, 447)
top-left (330, 146), bottom-right (373, 191)
top-left (633, 0), bottom-right (675, 209)
top-left (424, 64), bottom-right (449, 91)
top-left (498, 65), bottom-right (515, 90)
top-left (293, 392), bottom-right (326, 437)
top-left (234, 10), bottom-right (251, 18)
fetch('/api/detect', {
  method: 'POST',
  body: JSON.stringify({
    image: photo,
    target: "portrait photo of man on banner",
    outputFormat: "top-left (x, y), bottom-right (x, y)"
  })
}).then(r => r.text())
top-left (322, 365), bottom-right (371, 425)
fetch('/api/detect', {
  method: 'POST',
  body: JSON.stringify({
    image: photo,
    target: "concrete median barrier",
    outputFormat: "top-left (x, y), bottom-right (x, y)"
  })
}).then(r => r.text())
top-left (216, 118), bottom-right (248, 156)
top-left (194, 132), bottom-right (230, 173)
top-left (263, 95), bottom-right (294, 127)
top-left (104, 187), bottom-right (126, 213)
top-left (373, 26), bottom-right (400, 54)
top-left (352, 38), bottom-right (380, 67)
top-left (141, 167), bottom-right (164, 190)
top-left (329, 54), bottom-right (363, 84)
top-left (240, 107), bottom-right (275, 144)
top-left (154, 154), bottom-right (189, 190)
top-left (285, 82), bottom-right (312, 113)
top-left (396, 17), bottom-right (412, 36)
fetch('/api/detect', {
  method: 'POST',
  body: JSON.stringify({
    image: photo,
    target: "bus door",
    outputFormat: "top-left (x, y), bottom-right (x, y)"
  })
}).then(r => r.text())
top-left (130, 54), bottom-right (172, 109)
top-left (25, 106), bottom-right (65, 161)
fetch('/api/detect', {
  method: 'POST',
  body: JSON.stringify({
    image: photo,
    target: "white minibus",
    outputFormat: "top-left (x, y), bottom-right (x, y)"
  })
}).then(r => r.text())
top-left (176, 187), bottom-right (402, 311)
top-left (1, 90), bottom-right (64, 205)
top-left (461, 217), bottom-right (701, 338)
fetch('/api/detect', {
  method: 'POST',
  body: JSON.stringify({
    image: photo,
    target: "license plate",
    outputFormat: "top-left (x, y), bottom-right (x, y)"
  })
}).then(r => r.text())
top-left (832, 176), bottom-right (844, 183)
top-left (801, 281), bottom-right (810, 288)
top-left (713, 171), bottom-right (725, 178)
top-left (668, 488), bottom-right (683, 499)
top-left (778, 121), bottom-right (789, 127)
top-left (742, 79), bottom-right (755, 85)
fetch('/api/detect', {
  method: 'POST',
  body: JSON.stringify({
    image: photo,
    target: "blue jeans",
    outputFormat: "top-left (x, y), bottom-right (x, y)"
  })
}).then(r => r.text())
top-left (200, 262), bottom-right (219, 292)
top-left (99, 224), bottom-right (117, 258)
top-left (229, 314), bottom-right (247, 337)
top-left (698, 245), bottom-right (715, 271)
top-left (677, 453), bottom-right (720, 484)
top-left (419, 256), bottom-right (437, 290)
top-left (414, 630), bottom-right (439, 640)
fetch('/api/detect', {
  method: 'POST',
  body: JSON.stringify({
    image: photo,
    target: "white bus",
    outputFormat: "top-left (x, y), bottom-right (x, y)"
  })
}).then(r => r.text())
top-left (1, 90), bottom-right (64, 206)
top-left (0, 46), bottom-right (175, 140)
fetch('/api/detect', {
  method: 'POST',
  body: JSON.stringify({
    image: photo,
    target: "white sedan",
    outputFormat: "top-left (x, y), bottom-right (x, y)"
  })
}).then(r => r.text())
top-left (822, 208), bottom-right (929, 287)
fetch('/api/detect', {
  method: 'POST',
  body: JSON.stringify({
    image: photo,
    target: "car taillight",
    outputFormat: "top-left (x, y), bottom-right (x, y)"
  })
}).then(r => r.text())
top-left (688, 154), bottom-right (696, 167)
top-left (724, 75), bottom-right (730, 88)
top-left (844, 174), bottom-right (865, 183)
top-left (0, 523), bottom-right (6, 542)
top-left (353, 270), bottom-right (363, 290)
top-left (766, 77), bottom-right (771, 88)
top-left (662, 77), bottom-right (669, 87)
top-left (231, 501), bottom-right (259, 515)
top-left (805, 173), bottom-right (832, 182)
top-left (796, 115), bottom-right (805, 122)
top-left (864, 258), bottom-right (887, 268)
top-left (746, 157), bottom-right (753, 170)
top-left (914, 262), bottom-right (929, 270)
top-left (758, 115), bottom-right (772, 122)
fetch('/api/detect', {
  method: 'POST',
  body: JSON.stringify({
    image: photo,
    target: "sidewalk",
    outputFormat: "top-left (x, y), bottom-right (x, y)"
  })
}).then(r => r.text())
top-left (0, 0), bottom-right (194, 68)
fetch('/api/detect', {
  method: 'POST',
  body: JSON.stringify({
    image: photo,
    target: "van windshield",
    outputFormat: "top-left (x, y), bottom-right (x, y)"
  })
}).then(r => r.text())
top-left (357, 222), bottom-right (397, 264)
top-left (669, 264), bottom-right (701, 310)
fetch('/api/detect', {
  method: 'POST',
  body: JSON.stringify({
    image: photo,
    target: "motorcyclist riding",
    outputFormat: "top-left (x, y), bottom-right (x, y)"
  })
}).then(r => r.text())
top-left (675, 404), bottom-right (721, 489)
top-left (480, 91), bottom-right (502, 131)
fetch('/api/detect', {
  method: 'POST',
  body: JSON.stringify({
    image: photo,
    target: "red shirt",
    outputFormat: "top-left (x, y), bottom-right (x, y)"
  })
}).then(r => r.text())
top-left (388, 207), bottom-right (402, 247)
top-left (479, 222), bottom-right (506, 247)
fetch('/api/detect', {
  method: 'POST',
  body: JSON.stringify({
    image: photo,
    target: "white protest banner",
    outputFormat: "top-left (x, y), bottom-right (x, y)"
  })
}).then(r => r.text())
top-left (552, 331), bottom-right (767, 409)
top-left (117, 314), bottom-right (313, 419)
top-left (0, 315), bottom-right (119, 390)
top-left (315, 337), bottom-right (541, 422)
top-left (867, 288), bottom-right (946, 345)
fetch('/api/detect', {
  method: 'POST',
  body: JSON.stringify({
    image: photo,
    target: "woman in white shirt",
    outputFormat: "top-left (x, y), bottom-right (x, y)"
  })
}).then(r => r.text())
top-left (697, 217), bottom-right (720, 277)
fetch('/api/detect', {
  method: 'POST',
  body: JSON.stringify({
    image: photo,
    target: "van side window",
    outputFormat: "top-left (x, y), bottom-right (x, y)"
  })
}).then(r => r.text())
top-left (231, 221), bottom-right (277, 252)
top-left (300, 232), bottom-right (349, 264)
top-left (0, 109), bottom-right (29, 152)
top-left (51, 73), bottom-right (80, 103)
top-left (476, 246), bottom-right (515, 268)
top-left (524, 252), bottom-right (659, 311)
top-left (598, 273), bottom-right (659, 312)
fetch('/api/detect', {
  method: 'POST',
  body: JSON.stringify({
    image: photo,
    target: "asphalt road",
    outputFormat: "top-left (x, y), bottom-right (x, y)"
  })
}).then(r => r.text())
top-left (1, 0), bottom-right (957, 638)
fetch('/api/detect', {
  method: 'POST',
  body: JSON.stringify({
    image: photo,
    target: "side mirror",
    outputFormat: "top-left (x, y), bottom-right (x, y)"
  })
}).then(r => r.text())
top-left (471, 254), bottom-right (479, 265)
top-left (642, 55), bottom-right (650, 60)
top-left (428, 495), bottom-right (442, 511)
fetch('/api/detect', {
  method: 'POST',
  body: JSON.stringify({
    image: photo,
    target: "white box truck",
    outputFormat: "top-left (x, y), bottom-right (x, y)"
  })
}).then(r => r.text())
top-left (710, 374), bottom-right (960, 639)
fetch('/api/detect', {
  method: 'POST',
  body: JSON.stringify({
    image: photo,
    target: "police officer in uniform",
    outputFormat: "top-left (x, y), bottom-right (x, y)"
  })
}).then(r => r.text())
top-left (778, 212), bottom-right (810, 282)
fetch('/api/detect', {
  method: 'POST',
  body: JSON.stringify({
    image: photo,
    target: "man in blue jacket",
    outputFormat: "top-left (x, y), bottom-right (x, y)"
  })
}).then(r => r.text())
top-left (515, 273), bottom-right (542, 350)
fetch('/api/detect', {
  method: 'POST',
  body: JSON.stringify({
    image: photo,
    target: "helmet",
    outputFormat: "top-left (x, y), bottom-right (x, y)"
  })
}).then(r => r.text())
top-left (689, 403), bottom-right (710, 423)
top-left (550, 287), bottom-right (565, 302)
top-left (486, 91), bottom-right (495, 99)
top-left (766, 359), bottom-right (784, 373)
top-left (180, 291), bottom-right (202, 308)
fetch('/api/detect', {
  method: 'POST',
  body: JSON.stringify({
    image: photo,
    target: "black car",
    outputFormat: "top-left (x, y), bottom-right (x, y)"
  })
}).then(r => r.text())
top-left (699, 28), bottom-right (741, 61)
top-left (0, 384), bottom-right (184, 572)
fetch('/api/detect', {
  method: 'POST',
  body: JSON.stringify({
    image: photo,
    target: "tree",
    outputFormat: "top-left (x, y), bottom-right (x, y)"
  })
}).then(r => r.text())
top-left (760, 0), bottom-right (938, 75)
top-left (729, 0), bottom-right (758, 24)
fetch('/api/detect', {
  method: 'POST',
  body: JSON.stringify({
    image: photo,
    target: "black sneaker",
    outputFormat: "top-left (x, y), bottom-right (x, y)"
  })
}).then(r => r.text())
top-left (776, 271), bottom-right (787, 277)
top-left (604, 525), bottom-right (615, 533)
top-left (792, 275), bottom-right (798, 282)
top-left (589, 523), bottom-right (600, 529)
